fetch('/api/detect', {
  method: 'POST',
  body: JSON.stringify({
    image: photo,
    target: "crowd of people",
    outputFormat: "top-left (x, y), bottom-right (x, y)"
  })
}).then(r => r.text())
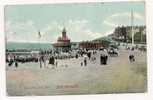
top-left (6, 48), bottom-right (110, 68)
top-left (6, 45), bottom-right (144, 69)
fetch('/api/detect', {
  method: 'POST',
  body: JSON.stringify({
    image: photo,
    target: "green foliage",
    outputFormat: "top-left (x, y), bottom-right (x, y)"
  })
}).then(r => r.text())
top-left (93, 37), bottom-right (113, 47)
top-left (101, 40), bottom-right (111, 47)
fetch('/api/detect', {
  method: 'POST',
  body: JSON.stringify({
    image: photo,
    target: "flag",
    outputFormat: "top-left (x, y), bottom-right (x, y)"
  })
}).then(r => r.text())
top-left (38, 31), bottom-right (41, 38)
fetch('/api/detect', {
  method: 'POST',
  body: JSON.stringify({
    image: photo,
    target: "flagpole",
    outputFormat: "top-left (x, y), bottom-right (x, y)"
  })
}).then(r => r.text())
top-left (38, 31), bottom-right (40, 50)
top-left (131, 10), bottom-right (134, 46)
top-left (38, 31), bottom-right (42, 68)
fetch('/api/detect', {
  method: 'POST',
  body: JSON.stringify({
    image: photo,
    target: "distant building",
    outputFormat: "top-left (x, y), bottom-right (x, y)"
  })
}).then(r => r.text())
top-left (71, 42), bottom-right (80, 49)
top-left (112, 25), bottom-right (146, 43)
top-left (79, 41), bottom-right (103, 49)
top-left (53, 28), bottom-right (71, 52)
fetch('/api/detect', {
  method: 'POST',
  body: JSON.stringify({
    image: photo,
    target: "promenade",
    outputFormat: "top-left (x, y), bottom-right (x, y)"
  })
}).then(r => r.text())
top-left (6, 49), bottom-right (147, 96)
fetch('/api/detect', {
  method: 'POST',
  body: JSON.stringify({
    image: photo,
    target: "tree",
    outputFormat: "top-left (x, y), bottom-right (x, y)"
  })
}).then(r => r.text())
top-left (121, 26), bottom-right (127, 42)
top-left (134, 32), bottom-right (141, 43)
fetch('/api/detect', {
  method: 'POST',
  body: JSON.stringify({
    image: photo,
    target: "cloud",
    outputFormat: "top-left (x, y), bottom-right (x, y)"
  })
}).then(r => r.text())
top-left (110, 12), bottom-right (144, 20)
top-left (37, 19), bottom-right (104, 42)
top-left (6, 19), bottom-right (104, 43)
top-left (103, 29), bottom-right (114, 36)
top-left (6, 11), bottom-right (145, 43)
top-left (65, 19), bottom-right (103, 41)
top-left (103, 12), bottom-right (145, 27)
top-left (103, 20), bottom-right (117, 27)
top-left (134, 13), bottom-right (145, 20)
top-left (5, 20), bottom-right (39, 43)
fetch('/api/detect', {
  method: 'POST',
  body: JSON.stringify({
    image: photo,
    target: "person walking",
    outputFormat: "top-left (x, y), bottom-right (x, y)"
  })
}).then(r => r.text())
top-left (55, 59), bottom-right (58, 67)
top-left (100, 49), bottom-right (108, 65)
top-left (12, 55), bottom-right (18, 68)
top-left (43, 54), bottom-right (47, 68)
top-left (39, 55), bottom-right (42, 68)
top-left (15, 60), bottom-right (18, 68)
top-left (103, 49), bottom-right (108, 65)
top-left (8, 54), bottom-right (14, 67)
top-left (100, 54), bottom-right (104, 65)
top-left (129, 49), bottom-right (135, 62)
top-left (83, 54), bottom-right (88, 66)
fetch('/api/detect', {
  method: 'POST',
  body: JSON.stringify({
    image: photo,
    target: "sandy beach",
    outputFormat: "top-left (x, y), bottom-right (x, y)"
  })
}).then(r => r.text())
top-left (6, 49), bottom-right (147, 96)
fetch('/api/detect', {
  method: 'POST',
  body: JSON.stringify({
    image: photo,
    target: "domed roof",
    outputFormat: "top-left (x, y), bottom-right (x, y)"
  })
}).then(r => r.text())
top-left (57, 36), bottom-right (62, 40)
top-left (62, 27), bottom-right (66, 33)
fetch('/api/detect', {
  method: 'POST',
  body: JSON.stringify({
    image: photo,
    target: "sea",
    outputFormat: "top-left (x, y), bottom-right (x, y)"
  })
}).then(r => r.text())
top-left (6, 42), bottom-right (53, 50)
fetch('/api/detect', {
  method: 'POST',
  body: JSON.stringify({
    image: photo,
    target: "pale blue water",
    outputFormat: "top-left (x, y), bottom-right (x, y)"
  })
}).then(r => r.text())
top-left (6, 42), bottom-right (53, 50)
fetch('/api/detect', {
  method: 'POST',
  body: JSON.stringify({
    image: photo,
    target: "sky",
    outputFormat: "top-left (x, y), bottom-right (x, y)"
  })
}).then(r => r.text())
top-left (5, 1), bottom-right (146, 43)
